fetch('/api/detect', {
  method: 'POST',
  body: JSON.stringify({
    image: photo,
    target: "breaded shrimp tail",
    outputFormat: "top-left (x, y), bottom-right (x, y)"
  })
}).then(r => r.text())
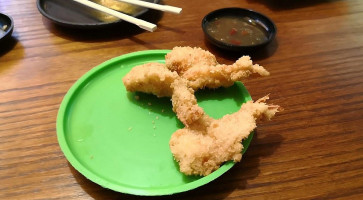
top-left (234, 56), bottom-right (270, 77)
top-left (182, 56), bottom-right (270, 90)
top-left (169, 96), bottom-right (280, 176)
top-left (122, 63), bottom-right (178, 97)
top-left (171, 78), bottom-right (205, 126)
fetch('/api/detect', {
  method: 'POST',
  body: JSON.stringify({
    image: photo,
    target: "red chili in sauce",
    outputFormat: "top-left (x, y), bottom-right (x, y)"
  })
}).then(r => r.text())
top-left (206, 16), bottom-right (268, 46)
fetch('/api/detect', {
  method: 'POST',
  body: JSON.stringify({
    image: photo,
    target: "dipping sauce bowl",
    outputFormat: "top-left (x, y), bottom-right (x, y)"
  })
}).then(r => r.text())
top-left (202, 8), bottom-right (276, 52)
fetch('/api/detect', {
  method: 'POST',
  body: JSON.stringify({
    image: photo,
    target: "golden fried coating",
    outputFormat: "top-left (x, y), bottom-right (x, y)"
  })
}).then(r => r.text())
top-left (122, 63), bottom-right (178, 97)
top-left (171, 78), bottom-right (205, 126)
top-left (165, 46), bottom-right (218, 75)
top-left (124, 47), bottom-right (270, 96)
top-left (183, 56), bottom-right (270, 90)
top-left (165, 46), bottom-right (269, 90)
top-left (169, 96), bottom-right (279, 176)
top-left (122, 62), bottom-right (205, 126)
top-left (122, 47), bottom-right (279, 176)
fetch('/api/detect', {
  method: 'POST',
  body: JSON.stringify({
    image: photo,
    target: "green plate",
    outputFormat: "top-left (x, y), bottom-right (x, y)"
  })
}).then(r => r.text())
top-left (57, 50), bottom-right (253, 196)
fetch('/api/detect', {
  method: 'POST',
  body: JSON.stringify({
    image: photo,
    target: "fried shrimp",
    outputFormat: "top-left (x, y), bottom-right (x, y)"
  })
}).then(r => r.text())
top-left (169, 96), bottom-right (280, 176)
top-left (122, 63), bottom-right (178, 97)
top-left (165, 46), bottom-right (218, 75)
top-left (122, 62), bottom-right (205, 126)
top-left (183, 56), bottom-right (270, 90)
top-left (165, 46), bottom-right (269, 90)
top-left (122, 46), bottom-right (280, 176)
top-left (171, 78), bottom-right (205, 126)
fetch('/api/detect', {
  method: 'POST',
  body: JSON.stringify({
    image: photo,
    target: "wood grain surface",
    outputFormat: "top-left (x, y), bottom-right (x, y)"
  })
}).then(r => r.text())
top-left (1, 0), bottom-right (363, 199)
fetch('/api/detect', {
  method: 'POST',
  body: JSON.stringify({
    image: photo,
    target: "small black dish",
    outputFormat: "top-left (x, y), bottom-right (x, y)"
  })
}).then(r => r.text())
top-left (36, 0), bottom-right (160, 29)
top-left (202, 8), bottom-right (276, 52)
top-left (0, 13), bottom-right (14, 44)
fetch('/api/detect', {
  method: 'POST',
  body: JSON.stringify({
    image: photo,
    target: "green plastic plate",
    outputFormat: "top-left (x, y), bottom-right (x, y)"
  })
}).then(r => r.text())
top-left (56, 50), bottom-right (253, 196)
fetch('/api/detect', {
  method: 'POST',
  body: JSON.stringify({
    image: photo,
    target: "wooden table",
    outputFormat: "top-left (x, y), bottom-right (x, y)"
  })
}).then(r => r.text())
top-left (1, 0), bottom-right (363, 199)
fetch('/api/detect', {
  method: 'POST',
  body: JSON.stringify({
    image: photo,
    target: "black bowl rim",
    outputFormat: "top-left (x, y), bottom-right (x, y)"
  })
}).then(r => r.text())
top-left (201, 7), bottom-right (277, 51)
top-left (36, 0), bottom-right (160, 28)
top-left (0, 12), bottom-right (14, 41)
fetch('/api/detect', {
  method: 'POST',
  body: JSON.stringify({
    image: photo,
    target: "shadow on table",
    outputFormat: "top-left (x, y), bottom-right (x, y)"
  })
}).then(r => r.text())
top-left (69, 132), bottom-right (283, 199)
top-left (246, 0), bottom-right (342, 10)
top-left (0, 35), bottom-right (18, 57)
top-left (204, 37), bottom-right (278, 62)
top-left (42, 9), bottom-right (163, 42)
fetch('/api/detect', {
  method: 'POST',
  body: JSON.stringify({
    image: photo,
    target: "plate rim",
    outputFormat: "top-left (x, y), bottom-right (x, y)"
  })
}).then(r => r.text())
top-left (56, 50), bottom-right (253, 196)
top-left (36, 0), bottom-right (160, 28)
top-left (0, 12), bottom-right (14, 42)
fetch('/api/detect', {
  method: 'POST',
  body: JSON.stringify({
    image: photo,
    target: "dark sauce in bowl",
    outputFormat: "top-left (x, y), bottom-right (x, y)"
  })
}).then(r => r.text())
top-left (206, 16), bottom-right (268, 46)
top-left (202, 8), bottom-right (276, 51)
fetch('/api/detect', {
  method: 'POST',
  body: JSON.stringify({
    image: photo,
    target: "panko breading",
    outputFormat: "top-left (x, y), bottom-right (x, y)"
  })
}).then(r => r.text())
top-left (171, 78), bottom-right (205, 126)
top-left (183, 56), bottom-right (270, 90)
top-left (123, 47), bottom-right (269, 98)
top-left (122, 63), bottom-right (178, 97)
top-left (122, 46), bottom-right (280, 176)
top-left (122, 63), bottom-right (205, 126)
top-left (165, 46), bottom-right (269, 90)
top-left (165, 46), bottom-right (218, 75)
top-left (169, 96), bottom-right (279, 176)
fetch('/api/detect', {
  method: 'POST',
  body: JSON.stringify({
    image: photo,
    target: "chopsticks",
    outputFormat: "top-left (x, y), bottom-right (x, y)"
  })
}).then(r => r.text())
top-left (73, 0), bottom-right (156, 32)
top-left (116, 0), bottom-right (182, 14)
top-left (72, 0), bottom-right (182, 32)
